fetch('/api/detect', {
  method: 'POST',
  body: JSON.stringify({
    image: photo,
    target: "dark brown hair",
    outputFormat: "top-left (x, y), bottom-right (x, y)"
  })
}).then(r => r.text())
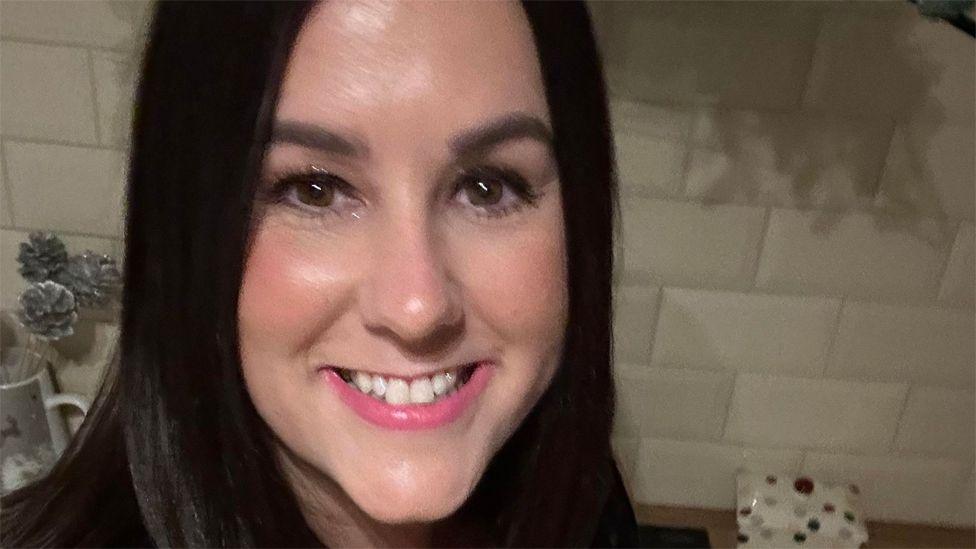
top-left (1, 2), bottom-right (619, 546)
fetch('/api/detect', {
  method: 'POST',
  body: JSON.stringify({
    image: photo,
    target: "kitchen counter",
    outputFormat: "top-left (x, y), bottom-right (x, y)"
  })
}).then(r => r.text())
top-left (635, 505), bottom-right (975, 548)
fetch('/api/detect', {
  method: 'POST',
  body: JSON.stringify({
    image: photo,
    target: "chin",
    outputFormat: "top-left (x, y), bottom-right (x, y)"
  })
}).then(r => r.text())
top-left (356, 492), bottom-right (466, 524)
top-left (344, 460), bottom-right (479, 524)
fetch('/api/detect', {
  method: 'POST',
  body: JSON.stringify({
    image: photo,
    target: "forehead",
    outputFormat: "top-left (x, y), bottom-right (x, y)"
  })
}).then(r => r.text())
top-left (275, 0), bottom-right (549, 143)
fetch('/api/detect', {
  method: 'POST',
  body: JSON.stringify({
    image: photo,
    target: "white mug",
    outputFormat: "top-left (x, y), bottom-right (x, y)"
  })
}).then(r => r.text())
top-left (1, 347), bottom-right (90, 492)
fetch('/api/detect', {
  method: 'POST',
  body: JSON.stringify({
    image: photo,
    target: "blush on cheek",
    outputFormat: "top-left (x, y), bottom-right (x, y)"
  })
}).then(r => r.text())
top-left (239, 224), bottom-right (347, 346)
top-left (465, 225), bottom-right (568, 342)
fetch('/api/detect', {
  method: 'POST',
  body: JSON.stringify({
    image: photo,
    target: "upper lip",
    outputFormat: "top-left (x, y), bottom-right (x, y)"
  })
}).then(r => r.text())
top-left (318, 359), bottom-right (490, 381)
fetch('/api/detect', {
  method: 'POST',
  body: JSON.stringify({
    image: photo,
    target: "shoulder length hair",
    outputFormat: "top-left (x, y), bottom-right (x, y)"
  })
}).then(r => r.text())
top-left (1, 2), bottom-right (618, 546)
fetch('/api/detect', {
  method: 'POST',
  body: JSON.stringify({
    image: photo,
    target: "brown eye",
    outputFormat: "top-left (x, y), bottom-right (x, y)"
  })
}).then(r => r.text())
top-left (460, 174), bottom-right (504, 206)
top-left (295, 178), bottom-right (335, 208)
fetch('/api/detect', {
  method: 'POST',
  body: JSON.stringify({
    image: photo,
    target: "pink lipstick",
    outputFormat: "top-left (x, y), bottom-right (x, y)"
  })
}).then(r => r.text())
top-left (320, 362), bottom-right (494, 430)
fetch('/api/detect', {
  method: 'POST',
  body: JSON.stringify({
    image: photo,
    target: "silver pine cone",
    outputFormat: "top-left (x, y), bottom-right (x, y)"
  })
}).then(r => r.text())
top-left (54, 251), bottom-right (122, 307)
top-left (17, 280), bottom-right (78, 340)
top-left (17, 232), bottom-right (68, 282)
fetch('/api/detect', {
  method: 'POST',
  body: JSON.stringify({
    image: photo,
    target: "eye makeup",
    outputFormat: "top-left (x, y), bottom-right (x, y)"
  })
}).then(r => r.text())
top-left (255, 166), bottom-right (363, 220)
top-left (255, 162), bottom-right (548, 222)
top-left (451, 164), bottom-right (543, 219)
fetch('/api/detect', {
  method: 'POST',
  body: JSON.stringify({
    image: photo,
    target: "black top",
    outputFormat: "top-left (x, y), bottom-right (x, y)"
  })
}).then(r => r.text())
top-left (590, 461), bottom-right (641, 547)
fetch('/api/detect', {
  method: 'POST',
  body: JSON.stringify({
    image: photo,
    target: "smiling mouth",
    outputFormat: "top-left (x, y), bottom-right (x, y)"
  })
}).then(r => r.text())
top-left (328, 363), bottom-right (478, 406)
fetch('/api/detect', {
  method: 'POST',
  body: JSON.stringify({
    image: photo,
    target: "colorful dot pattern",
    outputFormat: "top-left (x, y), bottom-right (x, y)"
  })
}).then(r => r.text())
top-left (735, 472), bottom-right (868, 547)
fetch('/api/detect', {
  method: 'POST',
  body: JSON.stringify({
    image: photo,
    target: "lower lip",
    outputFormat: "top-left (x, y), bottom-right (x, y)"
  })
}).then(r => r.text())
top-left (321, 362), bottom-right (494, 431)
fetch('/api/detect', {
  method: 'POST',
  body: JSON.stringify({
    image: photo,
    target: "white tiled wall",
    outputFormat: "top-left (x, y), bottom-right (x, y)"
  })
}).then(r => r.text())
top-left (619, 199), bottom-right (767, 289)
top-left (0, 0), bottom-right (973, 529)
top-left (0, 1), bottom-right (148, 414)
top-left (595, 1), bottom-right (975, 527)
top-left (650, 288), bottom-right (839, 376)
top-left (0, 1), bottom-right (146, 310)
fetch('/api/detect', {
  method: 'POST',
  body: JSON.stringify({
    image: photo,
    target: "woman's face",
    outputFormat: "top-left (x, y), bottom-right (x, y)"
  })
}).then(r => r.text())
top-left (238, 0), bottom-right (568, 525)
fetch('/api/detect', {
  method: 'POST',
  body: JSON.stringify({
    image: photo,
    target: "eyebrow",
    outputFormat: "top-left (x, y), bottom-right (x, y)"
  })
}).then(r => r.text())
top-left (270, 121), bottom-right (367, 157)
top-left (269, 112), bottom-right (553, 160)
top-left (449, 112), bottom-right (553, 159)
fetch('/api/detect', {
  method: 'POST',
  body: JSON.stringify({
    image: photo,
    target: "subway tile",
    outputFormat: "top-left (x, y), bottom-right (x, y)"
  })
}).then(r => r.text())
top-left (939, 222), bottom-right (975, 308)
top-left (600, 2), bottom-right (821, 110)
top-left (803, 3), bottom-right (974, 121)
top-left (4, 141), bottom-right (127, 237)
top-left (611, 437), bottom-right (639, 496)
top-left (893, 386), bottom-right (975, 460)
top-left (803, 452), bottom-right (973, 526)
top-left (0, 0), bottom-right (152, 51)
top-left (612, 365), bottom-right (643, 438)
top-left (827, 301), bottom-right (975, 388)
top-left (633, 437), bottom-right (802, 508)
top-left (685, 109), bottom-right (889, 209)
top-left (756, 209), bottom-right (949, 301)
top-left (614, 365), bottom-right (732, 440)
top-left (685, 148), bottom-right (793, 206)
top-left (610, 101), bottom-right (691, 198)
top-left (1, 229), bottom-right (119, 310)
top-left (614, 133), bottom-right (685, 198)
top-left (92, 50), bottom-right (138, 147)
top-left (612, 286), bottom-right (659, 364)
top-left (724, 374), bottom-right (908, 453)
top-left (619, 198), bottom-right (766, 289)
top-left (0, 41), bottom-right (97, 143)
top-left (651, 288), bottom-right (839, 376)
top-left (609, 99), bottom-right (693, 142)
top-left (877, 123), bottom-right (975, 220)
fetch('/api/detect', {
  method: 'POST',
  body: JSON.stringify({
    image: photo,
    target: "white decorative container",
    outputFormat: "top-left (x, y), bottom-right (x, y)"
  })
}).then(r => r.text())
top-left (735, 471), bottom-right (868, 548)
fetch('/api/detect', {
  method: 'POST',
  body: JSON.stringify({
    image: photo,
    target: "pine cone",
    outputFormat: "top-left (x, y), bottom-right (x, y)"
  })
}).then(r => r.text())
top-left (17, 281), bottom-right (78, 340)
top-left (16, 232), bottom-right (68, 283)
top-left (54, 251), bottom-right (122, 307)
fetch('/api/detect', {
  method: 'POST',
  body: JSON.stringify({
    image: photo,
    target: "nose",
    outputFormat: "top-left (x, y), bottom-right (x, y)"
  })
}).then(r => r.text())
top-left (359, 212), bottom-right (463, 353)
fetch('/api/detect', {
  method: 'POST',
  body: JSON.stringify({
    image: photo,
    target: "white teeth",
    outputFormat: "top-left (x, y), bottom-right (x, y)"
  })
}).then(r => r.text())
top-left (353, 371), bottom-right (373, 393)
top-left (340, 366), bottom-right (470, 404)
top-left (409, 378), bottom-right (435, 404)
top-left (371, 374), bottom-right (386, 397)
top-left (431, 373), bottom-right (449, 396)
top-left (384, 378), bottom-right (410, 405)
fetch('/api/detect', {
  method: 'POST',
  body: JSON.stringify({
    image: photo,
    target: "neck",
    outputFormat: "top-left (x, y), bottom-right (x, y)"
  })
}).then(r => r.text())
top-left (277, 447), bottom-right (433, 548)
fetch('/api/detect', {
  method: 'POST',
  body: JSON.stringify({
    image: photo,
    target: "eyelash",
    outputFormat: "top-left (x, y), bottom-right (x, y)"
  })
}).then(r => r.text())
top-left (257, 165), bottom-right (543, 220)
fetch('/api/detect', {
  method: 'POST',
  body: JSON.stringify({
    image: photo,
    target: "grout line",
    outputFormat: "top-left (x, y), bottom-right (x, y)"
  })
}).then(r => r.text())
top-left (932, 219), bottom-right (963, 301)
top-left (638, 365), bottom-right (909, 388)
top-left (749, 206), bottom-right (773, 290)
top-left (598, 191), bottom-right (959, 226)
top-left (85, 48), bottom-right (103, 146)
top-left (2, 225), bottom-right (120, 242)
top-left (717, 372), bottom-right (737, 440)
top-left (674, 107), bottom-right (700, 198)
top-left (886, 384), bottom-right (914, 453)
top-left (795, 4), bottom-right (827, 110)
top-left (0, 135), bottom-right (123, 153)
top-left (0, 35), bottom-right (135, 55)
top-left (629, 431), bottom-right (896, 461)
top-left (869, 119), bottom-right (899, 200)
top-left (820, 296), bottom-right (846, 377)
top-left (0, 138), bottom-right (16, 226)
top-left (642, 285), bottom-right (667, 363)
top-left (613, 273), bottom-right (972, 312)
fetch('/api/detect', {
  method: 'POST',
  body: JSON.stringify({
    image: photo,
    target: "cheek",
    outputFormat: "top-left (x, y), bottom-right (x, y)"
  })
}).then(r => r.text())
top-left (238, 223), bottom-right (351, 357)
top-left (454, 214), bottom-right (569, 353)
